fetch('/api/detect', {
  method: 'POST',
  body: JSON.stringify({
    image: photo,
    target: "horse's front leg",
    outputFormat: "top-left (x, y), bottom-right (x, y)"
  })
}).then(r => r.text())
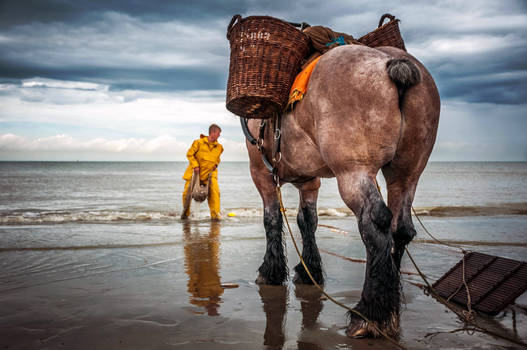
top-left (336, 171), bottom-right (400, 338)
top-left (251, 169), bottom-right (288, 285)
top-left (293, 178), bottom-right (324, 285)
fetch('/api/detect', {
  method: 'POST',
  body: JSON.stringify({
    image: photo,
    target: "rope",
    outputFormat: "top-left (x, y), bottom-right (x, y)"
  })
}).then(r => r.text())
top-left (408, 207), bottom-right (527, 346)
top-left (274, 174), bottom-right (525, 347)
top-left (275, 185), bottom-right (408, 350)
top-left (286, 195), bottom-right (527, 347)
top-left (404, 246), bottom-right (527, 347)
top-left (407, 205), bottom-right (526, 346)
top-left (411, 207), bottom-right (468, 253)
top-left (315, 210), bottom-right (527, 347)
top-left (461, 253), bottom-right (475, 321)
top-left (317, 247), bottom-right (419, 276)
top-left (411, 206), bottom-right (477, 320)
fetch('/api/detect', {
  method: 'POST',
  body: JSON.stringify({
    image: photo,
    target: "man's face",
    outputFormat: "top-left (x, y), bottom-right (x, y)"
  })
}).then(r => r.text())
top-left (209, 129), bottom-right (220, 142)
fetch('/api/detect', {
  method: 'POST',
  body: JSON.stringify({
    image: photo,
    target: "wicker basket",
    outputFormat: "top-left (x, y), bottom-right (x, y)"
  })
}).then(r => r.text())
top-left (226, 15), bottom-right (310, 119)
top-left (358, 14), bottom-right (406, 51)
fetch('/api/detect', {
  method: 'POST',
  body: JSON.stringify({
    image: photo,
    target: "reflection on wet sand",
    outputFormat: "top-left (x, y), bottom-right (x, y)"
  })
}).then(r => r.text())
top-left (295, 285), bottom-right (324, 332)
top-left (183, 220), bottom-right (223, 316)
top-left (259, 285), bottom-right (288, 348)
top-left (258, 284), bottom-right (324, 349)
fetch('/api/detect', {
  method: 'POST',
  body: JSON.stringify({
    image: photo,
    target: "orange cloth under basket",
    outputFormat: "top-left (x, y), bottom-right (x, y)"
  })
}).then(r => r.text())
top-left (287, 55), bottom-right (323, 110)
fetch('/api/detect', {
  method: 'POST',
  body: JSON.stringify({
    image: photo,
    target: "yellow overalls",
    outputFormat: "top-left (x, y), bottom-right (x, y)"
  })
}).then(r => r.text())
top-left (182, 134), bottom-right (223, 219)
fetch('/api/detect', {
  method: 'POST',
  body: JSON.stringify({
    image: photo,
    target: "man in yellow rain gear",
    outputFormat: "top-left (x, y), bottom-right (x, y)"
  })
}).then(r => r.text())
top-left (182, 124), bottom-right (223, 220)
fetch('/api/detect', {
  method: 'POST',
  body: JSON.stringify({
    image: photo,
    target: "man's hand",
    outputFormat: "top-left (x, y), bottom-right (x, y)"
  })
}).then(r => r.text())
top-left (194, 167), bottom-right (200, 173)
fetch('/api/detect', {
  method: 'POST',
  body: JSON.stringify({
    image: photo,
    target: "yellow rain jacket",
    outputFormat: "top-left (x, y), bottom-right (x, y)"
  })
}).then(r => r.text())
top-left (182, 134), bottom-right (223, 219)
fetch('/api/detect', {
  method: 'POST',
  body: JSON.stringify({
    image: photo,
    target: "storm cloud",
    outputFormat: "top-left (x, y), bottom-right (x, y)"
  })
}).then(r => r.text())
top-left (0, 0), bottom-right (526, 160)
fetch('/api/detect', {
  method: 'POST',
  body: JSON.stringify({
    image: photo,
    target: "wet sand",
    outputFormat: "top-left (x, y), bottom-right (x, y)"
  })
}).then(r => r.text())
top-left (1, 217), bottom-right (526, 349)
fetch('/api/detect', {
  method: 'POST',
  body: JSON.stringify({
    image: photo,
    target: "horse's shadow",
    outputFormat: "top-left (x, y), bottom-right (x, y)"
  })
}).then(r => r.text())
top-left (258, 284), bottom-right (324, 349)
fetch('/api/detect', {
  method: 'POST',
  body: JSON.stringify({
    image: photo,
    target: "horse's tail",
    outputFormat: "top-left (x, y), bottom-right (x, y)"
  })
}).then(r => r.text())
top-left (386, 58), bottom-right (421, 106)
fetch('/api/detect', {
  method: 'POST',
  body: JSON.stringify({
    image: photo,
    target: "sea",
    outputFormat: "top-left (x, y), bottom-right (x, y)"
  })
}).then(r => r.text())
top-left (1, 161), bottom-right (526, 349)
top-left (1, 161), bottom-right (526, 224)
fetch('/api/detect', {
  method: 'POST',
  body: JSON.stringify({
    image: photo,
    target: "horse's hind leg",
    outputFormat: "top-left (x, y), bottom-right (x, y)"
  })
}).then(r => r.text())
top-left (293, 178), bottom-right (324, 285)
top-left (336, 171), bottom-right (399, 338)
top-left (381, 170), bottom-right (418, 269)
top-left (382, 70), bottom-right (439, 268)
top-left (251, 169), bottom-right (288, 285)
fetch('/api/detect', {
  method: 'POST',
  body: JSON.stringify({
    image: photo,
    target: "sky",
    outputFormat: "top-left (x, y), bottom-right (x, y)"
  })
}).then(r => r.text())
top-left (0, 0), bottom-right (526, 161)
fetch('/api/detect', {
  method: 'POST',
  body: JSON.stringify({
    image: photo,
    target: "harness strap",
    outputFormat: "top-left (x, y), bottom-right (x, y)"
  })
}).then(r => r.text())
top-left (240, 117), bottom-right (257, 145)
top-left (239, 116), bottom-right (282, 181)
top-left (271, 114), bottom-right (282, 183)
top-left (272, 114), bottom-right (282, 162)
top-left (258, 119), bottom-right (267, 145)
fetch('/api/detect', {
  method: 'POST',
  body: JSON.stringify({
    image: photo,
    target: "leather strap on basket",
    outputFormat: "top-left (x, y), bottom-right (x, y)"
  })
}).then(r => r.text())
top-left (378, 13), bottom-right (396, 27)
top-left (227, 14), bottom-right (242, 40)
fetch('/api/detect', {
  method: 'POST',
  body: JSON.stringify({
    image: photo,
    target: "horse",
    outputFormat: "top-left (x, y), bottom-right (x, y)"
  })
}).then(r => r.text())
top-left (244, 44), bottom-right (440, 338)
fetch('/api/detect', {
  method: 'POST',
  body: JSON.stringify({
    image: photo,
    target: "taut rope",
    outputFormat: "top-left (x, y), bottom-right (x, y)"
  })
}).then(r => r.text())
top-left (276, 183), bottom-right (527, 348)
top-left (404, 244), bottom-right (527, 347)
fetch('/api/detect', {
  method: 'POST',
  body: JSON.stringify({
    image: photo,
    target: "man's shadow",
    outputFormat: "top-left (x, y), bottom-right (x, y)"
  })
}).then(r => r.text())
top-left (258, 284), bottom-right (324, 349)
top-left (182, 220), bottom-right (223, 316)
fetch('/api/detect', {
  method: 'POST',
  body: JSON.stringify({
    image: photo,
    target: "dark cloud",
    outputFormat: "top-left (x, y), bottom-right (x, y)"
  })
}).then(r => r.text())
top-left (0, 0), bottom-right (526, 105)
top-left (439, 77), bottom-right (527, 105)
top-left (106, 68), bottom-right (228, 91)
top-left (0, 0), bottom-right (250, 28)
top-left (424, 41), bottom-right (527, 104)
top-left (0, 57), bottom-right (227, 92)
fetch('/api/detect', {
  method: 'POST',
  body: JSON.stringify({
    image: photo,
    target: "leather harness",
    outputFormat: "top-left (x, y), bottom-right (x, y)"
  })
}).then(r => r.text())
top-left (240, 115), bottom-right (282, 183)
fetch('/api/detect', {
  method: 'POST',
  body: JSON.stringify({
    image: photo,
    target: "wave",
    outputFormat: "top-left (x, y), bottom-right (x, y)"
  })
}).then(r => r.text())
top-left (0, 241), bottom-right (183, 252)
top-left (412, 202), bottom-right (527, 217)
top-left (1, 203), bottom-right (525, 224)
top-left (0, 210), bottom-right (180, 224)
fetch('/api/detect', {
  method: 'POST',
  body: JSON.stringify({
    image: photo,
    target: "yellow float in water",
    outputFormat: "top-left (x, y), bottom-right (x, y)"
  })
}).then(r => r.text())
top-left (227, 212), bottom-right (236, 217)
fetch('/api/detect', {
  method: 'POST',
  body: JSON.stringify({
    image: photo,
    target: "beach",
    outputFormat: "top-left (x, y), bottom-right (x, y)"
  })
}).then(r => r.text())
top-left (1, 161), bottom-right (526, 349)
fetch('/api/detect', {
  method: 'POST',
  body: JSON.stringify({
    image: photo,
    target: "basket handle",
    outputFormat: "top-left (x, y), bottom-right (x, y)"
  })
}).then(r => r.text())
top-left (227, 14), bottom-right (242, 40)
top-left (378, 13), bottom-right (396, 28)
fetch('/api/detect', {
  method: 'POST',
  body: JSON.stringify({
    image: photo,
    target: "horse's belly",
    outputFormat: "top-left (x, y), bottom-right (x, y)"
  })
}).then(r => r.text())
top-left (280, 144), bottom-right (333, 180)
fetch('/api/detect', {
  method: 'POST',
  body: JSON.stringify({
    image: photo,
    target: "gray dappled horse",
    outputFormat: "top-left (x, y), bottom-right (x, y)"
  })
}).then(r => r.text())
top-left (245, 44), bottom-right (440, 338)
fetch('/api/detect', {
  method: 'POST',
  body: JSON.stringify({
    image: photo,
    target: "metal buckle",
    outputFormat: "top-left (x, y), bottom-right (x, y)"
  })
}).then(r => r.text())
top-left (272, 152), bottom-right (282, 164)
top-left (256, 138), bottom-right (264, 151)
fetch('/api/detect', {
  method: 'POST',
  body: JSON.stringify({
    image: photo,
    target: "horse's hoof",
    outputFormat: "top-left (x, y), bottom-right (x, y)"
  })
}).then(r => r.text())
top-left (293, 270), bottom-right (324, 285)
top-left (346, 320), bottom-right (370, 338)
top-left (255, 274), bottom-right (269, 285)
top-left (292, 271), bottom-right (311, 284)
top-left (292, 271), bottom-right (302, 284)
